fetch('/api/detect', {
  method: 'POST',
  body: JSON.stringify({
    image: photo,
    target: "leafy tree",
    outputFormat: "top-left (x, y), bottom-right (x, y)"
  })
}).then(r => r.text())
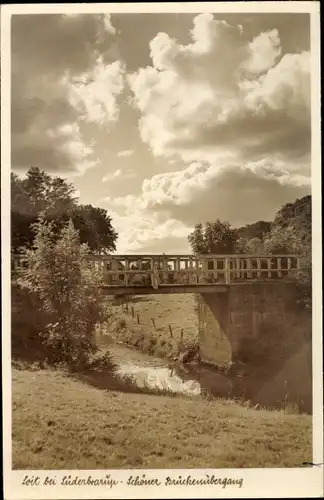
top-left (11, 167), bottom-right (118, 254)
top-left (236, 221), bottom-right (271, 241)
top-left (11, 167), bottom-right (77, 251)
top-left (274, 195), bottom-right (311, 232)
top-left (71, 205), bottom-right (118, 254)
top-left (240, 197), bottom-right (312, 307)
top-left (188, 220), bottom-right (237, 254)
top-left (236, 236), bottom-right (263, 254)
top-left (11, 172), bottom-right (35, 251)
top-left (262, 225), bottom-right (303, 255)
top-left (17, 219), bottom-right (106, 367)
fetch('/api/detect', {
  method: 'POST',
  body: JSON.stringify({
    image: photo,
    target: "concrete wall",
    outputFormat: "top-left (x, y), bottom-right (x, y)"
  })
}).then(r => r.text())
top-left (198, 293), bottom-right (232, 367)
top-left (198, 283), bottom-right (312, 412)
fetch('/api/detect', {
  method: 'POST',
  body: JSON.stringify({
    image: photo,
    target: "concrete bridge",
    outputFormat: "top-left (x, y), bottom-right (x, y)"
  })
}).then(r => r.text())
top-left (85, 253), bottom-right (301, 295)
top-left (89, 253), bottom-right (310, 411)
top-left (12, 252), bottom-right (311, 410)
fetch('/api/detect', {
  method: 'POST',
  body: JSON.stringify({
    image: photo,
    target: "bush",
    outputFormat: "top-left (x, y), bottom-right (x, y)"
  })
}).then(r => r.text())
top-left (16, 219), bottom-right (106, 368)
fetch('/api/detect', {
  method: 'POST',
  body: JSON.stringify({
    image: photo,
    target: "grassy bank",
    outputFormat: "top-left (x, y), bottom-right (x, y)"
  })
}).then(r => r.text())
top-left (100, 294), bottom-right (199, 362)
top-left (12, 367), bottom-right (312, 469)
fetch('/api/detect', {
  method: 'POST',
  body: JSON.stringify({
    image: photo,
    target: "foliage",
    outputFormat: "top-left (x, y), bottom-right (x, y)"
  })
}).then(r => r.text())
top-left (188, 195), bottom-right (311, 306)
top-left (11, 167), bottom-right (118, 254)
top-left (235, 236), bottom-right (263, 254)
top-left (242, 197), bottom-right (311, 307)
top-left (236, 221), bottom-right (271, 241)
top-left (262, 225), bottom-right (304, 255)
top-left (188, 220), bottom-right (237, 254)
top-left (71, 204), bottom-right (117, 254)
top-left (274, 195), bottom-right (311, 232)
top-left (17, 219), bottom-right (106, 367)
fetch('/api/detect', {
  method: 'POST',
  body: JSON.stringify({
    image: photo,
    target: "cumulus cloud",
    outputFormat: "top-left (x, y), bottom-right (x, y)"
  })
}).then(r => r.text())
top-left (66, 59), bottom-right (125, 125)
top-left (104, 203), bottom-right (191, 253)
top-left (128, 13), bottom-right (310, 169)
top-left (122, 13), bottom-right (311, 252)
top-left (11, 14), bottom-right (124, 174)
top-left (103, 158), bottom-right (310, 235)
top-left (102, 167), bottom-right (136, 183)
top-left (102, 169), bottom-right (123, 182)
top-left (100, 154), bottom-right (309, 253)
top-left (117, 149), bottom-right (135, 157)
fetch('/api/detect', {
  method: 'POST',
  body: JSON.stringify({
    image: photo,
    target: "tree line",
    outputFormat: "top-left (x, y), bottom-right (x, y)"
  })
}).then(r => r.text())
top-left (12, 167), bottom-right (118, 255)
top-left (188, 195), bottom-right (311, 257)
top-left (188, 195), bottom-right (311, 306)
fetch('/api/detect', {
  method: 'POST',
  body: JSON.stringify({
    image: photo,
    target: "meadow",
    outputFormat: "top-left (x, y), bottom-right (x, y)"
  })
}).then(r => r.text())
top-left (101, 293), bottom-right (200, 361)
top-left (12, 367), bottom-right (312, 469)
top-left (11, 291), bottom-right (312, 470)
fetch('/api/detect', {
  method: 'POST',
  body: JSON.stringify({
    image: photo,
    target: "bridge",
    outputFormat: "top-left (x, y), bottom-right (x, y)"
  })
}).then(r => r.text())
top-left (11, 251), bottom-right (311, 410)
top-left (86, 254), bottom-right (301, 296)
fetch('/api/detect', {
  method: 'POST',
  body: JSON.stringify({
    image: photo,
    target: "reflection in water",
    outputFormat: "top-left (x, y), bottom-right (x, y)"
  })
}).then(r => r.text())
top-left (109, 344), bottom-right (311, 414)
top-left (117, 358), bottom-right (235, 401)
top-left (117, 363), bottom-right (201, 397)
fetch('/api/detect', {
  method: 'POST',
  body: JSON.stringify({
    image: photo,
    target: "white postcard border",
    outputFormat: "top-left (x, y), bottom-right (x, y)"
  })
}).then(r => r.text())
top-left (1, 2), bottom-right (323, 499)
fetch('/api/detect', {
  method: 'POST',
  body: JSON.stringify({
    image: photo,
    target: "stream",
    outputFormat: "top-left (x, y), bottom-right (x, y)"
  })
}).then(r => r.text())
top-left (104, 343), bottom-right (311, 413)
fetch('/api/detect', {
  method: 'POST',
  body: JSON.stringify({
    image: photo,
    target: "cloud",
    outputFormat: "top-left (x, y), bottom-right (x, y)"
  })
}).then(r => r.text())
top-left (117, 149), bottom-right (135, 157)
top-left (104, 158), bottom-right (310, 232)
top-left (128, 13), bottom-right (310, 168)
top-left (121, 13), bottom-right (311, 252)
top-left (11, 14), bottom-right (123, 175)
top-left (66, 59), bottom-right (125, 125)
top-left (102, 168), bottom-right (136, 183)
top-left (102, 168), bottom-right (122, 182)
top-left (101, 154), bottom-right (310, 254)
top-left (105, 204), bottom-right (191, 253)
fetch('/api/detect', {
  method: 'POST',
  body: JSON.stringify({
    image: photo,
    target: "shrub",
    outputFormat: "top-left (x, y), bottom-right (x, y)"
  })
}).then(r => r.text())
top-left (16, 219), bottom-right (106, 368)
top-left (116, 317), bottom-right (127, 331)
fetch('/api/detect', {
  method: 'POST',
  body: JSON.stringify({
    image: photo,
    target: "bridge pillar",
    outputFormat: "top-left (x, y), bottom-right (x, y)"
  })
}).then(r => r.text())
top-left (198, 282), bottom-right (312, 411)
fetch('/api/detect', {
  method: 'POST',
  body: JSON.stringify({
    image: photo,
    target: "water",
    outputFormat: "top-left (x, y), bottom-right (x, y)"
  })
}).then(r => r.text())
top-left (107, 343), bottom-right (311, 413)
top-left (109, 344), bottom-right (233, 400)
top-left (109, 344), bottom-right (199, 396)
top-left (118, 364), bottom-right (201, 396)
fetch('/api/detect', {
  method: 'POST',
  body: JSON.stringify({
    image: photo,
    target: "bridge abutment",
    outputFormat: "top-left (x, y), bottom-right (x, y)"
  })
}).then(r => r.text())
top-left (198, 283), bottom-right (312, 411)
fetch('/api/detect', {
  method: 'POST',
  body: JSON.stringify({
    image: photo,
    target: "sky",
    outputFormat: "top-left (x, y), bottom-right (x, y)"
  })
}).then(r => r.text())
top-left (11, 12), bottom-right (311, 254)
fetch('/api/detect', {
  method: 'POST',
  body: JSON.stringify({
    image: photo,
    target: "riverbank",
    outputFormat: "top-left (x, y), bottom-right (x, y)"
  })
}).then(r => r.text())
top-left (101, 294), bottom-right (200, 362)
top-left (12, 365), bottom-right (312, 469)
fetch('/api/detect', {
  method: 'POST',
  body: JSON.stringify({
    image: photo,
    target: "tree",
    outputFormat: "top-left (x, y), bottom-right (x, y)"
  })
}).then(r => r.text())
top-left (11, 172), bottom-right (35, 251)
top-left (188, 220), bottom-right (238, 254)
top-left (11, 167), bottom-right (118, 254)
top-left (17, 219), bottom-right (106, 367)
top-left (236, 221), bottom-right (271, 240)
top-left (236, 236), bottom-right (263, 254)
top-left (71, 205), bottom-right (118, 254)
top-left (261, 225), bottom-right (303, 255)
top-left (274, 195), bottom-right (311, 232)
top-left (11, 167), bottom-right (77, 252)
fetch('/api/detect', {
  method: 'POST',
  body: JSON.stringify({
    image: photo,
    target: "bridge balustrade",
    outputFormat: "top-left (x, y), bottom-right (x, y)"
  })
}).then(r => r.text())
top-left (86, 254), bottom-right (301, 288)
top-left (11, 253), bottom-right (301, 289)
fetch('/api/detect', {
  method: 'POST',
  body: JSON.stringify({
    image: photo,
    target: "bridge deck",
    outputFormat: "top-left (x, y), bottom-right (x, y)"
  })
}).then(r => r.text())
top-left (102, 284), bottom-right (229, 295)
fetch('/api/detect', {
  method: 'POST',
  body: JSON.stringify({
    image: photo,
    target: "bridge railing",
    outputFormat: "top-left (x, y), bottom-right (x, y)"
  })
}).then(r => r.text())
top-left (11, 253), bottom-right (301, 288)
top-left (85, 254), bottom-right (301, 287)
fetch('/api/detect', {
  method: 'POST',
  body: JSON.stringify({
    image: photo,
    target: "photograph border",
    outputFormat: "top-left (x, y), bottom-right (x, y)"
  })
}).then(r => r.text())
top-left (1, 2), bottom-right (323, 499)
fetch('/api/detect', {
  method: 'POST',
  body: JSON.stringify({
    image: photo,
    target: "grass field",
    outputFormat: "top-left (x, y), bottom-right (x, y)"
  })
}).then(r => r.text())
top-left (101, 294), bottom-right (199, 360)
top-left (12, 367), bottom-right (312, 469)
